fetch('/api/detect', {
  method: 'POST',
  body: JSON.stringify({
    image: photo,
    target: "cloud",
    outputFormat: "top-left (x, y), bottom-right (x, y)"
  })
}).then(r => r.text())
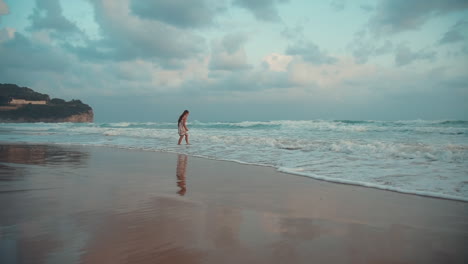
top-left (204, 53), bottom-right (376, 95)
top-left (172, 54), bottom-right (293, 95)
top-left (233, 0), bottom-right (289, 22)
top-left (439, 20), bottom-right (468, 45)
top-left (349, 35), bottom-right (394, 64)
top-left (249, 53), bottom-right (379, 93)
top-left (196, 68), bottom-right (292, 96)
top-left (0, 25), bottom-right (80, 97)
top-left (369, 0), bottom-right (468, 35)
top-left (0, 0), bottom-right (9, 23)
top-left (375, 40), bottom-right (394, 54)
top-left (0, 27), bottom-right (15, 43)
top-left (394, 44), bottom-right (436, 66)
top-left (281, 25), bottom-right (304, 39)
top-left (330, 0), bottom-right (346, 11)
top-left (287, 56), bottom-right (377, 88)
top-left (360, 4), bottom-right (373, 12)
top-left (69, 0), bottom-right (205, 67)
top-left (106, 59), bottom-right (154, 82)
top-left (130, 0), bottom-right (226, 28)
top-left (0, 31), bottom-right (71, 72)
top-left (286, 41), bottom-right (337, 65)
top-left (27, 0), bottom-right (80, 34)
top-left (204, 70), bottom-right (290, 93)
top-left (262, 53), bottom-right (293, 72)
top-left (0, 0), bottom-right (8, 15)
top-left (209, 33), bottom-right (251, 71)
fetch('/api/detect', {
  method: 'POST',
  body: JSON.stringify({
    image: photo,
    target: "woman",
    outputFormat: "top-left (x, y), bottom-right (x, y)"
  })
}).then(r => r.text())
top-left (177, 110), bottom-right (190, 145)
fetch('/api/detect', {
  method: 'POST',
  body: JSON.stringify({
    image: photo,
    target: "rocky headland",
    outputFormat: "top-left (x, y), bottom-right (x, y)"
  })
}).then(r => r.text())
top-left (0, 83), bottom-right (94, 123)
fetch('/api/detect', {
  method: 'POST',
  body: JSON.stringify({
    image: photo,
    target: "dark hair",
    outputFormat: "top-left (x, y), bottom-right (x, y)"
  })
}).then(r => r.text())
top-left (178, 110), bottom-right (189, 125)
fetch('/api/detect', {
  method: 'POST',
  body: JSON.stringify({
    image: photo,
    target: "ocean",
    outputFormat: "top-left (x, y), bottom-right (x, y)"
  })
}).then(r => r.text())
top-left (1, 120), bottom-right (467, 201)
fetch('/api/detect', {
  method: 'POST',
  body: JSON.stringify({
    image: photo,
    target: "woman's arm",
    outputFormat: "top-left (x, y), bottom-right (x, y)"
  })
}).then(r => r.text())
top-left (183, 119), bottom-right (189, 131)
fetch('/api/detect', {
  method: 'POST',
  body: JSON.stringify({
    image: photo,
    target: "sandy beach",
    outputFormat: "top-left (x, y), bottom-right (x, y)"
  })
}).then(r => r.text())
top-left (0, 143), bottom-right (467, 264)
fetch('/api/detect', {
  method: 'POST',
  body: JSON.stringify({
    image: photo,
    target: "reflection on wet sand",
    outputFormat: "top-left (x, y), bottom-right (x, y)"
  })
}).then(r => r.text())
top-left (0, 163), bottom-right (25, 182)
top-left (176, 154), bottom-right (188, 196)
top-left (0, 144), bottom-right (89, 167)
top-left (0, 144), bottom-right (91, 264)
top-left (0, 144), bottom-right (90, 188)
top-left (0, 224), bottom-right (61, 264)
top-left (80, 197), bottom-right (248, 263)
top-left (0, 145), bottom-right (466, 264)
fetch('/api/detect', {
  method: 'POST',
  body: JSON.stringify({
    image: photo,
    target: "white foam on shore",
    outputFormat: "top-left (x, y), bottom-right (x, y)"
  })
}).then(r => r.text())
top-left (1, 120), bottom-right (467, 202)
top-left (277, 167), bottom-right (468, 202)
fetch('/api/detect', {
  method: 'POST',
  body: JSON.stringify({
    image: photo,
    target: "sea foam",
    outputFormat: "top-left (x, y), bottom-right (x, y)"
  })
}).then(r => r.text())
top-left (1, 119), bottom-right (467, 201)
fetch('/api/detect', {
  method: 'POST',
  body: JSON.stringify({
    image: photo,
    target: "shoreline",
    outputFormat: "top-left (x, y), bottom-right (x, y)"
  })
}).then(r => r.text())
top-left (2, 141), bottom-right (467, 203)
top-left (1, 143), bottom-right (467, 263)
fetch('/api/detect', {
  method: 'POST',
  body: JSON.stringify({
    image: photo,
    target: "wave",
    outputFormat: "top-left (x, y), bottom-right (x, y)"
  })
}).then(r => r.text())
top-left (190, 120), bottom-right (282, 129)
top-left (83, 126), bottom-right (467, 163)
top-left (193, 119), bottom-right (468, 129)
top-left (43, 119), bottom-right (467, 132)
top-left (2, 120), bottom-right (467, 202)
top-left (333, 120), bottom-right (376, 124)
top-left (438, 120), bottom-right (468, 125)
top-left (99, 122), bottom-right (175, 129)
top-left (4, 119), bottom-right (467, 139)
top-left (394, 119), bottom-right (468, 126)
top-left (277, 167), bottom-right (468, 202)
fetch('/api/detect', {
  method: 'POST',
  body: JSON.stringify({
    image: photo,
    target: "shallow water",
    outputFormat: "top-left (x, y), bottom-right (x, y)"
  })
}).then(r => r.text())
top-left (1, 119), bottom-right (467, 200)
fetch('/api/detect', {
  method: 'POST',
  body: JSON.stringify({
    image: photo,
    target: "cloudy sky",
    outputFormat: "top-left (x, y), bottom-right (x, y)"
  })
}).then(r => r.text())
top-left (0, 0), bottom-right (467, 122)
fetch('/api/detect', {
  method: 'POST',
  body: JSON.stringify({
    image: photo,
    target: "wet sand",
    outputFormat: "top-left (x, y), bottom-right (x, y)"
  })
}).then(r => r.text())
top-left (0, 144), bottom-right (467, 264)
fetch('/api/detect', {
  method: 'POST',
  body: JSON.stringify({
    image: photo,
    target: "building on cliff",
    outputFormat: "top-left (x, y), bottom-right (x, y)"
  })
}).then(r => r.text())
top-left (0, 83), bottom-right (94, 123)
top-left (10, 99), bottom-right (47, 105)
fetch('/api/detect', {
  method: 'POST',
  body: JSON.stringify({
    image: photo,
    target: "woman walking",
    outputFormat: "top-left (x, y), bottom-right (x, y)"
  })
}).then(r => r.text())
top-left (177, 110), bottom-right (190, 145)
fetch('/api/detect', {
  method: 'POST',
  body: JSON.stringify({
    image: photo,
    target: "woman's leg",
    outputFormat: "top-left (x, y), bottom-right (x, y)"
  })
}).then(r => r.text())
top-left (178, 135), bottom-right (184, 145)
top-left (185, 134), bottom-right (190, 145)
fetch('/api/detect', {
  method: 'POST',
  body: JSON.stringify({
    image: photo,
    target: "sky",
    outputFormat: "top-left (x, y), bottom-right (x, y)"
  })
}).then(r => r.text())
top-left (0, 0), bottom-right (467, 122)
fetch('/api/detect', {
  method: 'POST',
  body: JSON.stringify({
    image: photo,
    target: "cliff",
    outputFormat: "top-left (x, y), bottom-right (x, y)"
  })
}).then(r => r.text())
top-left (0, 84), bottom-right (94, 123)
top-left (1, 110), bottom-right (94, 123)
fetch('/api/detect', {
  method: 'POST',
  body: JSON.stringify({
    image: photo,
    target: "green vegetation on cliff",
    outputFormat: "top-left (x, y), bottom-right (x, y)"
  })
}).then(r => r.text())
top-left (0, 83), bottom-right (93, 122)
top-left (0, 100), bottom-right (92, 119)
top-left (0, 83), bottom-right (50, 103)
